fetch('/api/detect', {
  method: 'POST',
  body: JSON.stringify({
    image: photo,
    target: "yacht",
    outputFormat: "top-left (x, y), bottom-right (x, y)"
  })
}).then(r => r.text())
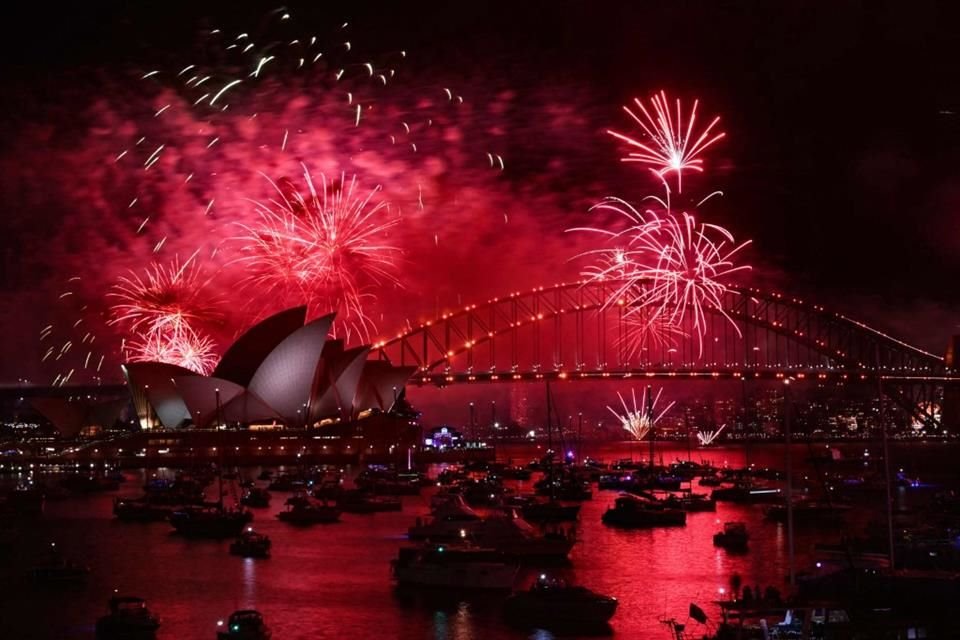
top-left (503, 495), bottom-right (580, 523)
top-left (95, 595), bottom-right (160, 639)
top-left (713, 521), bottom-right (749, 552)
top-left (711, 482), bottom-right (782, 504)
top-left (663, 491), bottom-right (716, 512)
top-left (240, 488), bottom-right (271, 509)
top-left (216, 610), bottom-right (271, 640)
top-left (277, 495), bottom-right (340, 525)
top-left (764, 499), bottom-right (851, 525)
top-left (601, 493), bottom-right (686, 528)
top-left (505, 575), bottom-right (618, 626)
top-left (470, 510), bottom-right (575, 561)
top-left (408, 498), bottom-right (483, 540)
top-left (29, 543), bottom-right (90, 584)
top-left (392, 543), bottom-right (518, 590)
top-left (229, 528), bottom-right (271, 558)
top-left (337, 490), bottom-right (402, 514)
top-left (113, 497), bottom-right (174, 523)
top-left (169, 504), bottom-right (252, 538)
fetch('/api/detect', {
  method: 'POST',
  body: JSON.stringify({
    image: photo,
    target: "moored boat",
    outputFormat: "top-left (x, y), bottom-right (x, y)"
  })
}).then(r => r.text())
top-left (216, 609), bottom-right (271, 640)
top-left (95, 595), bottom-right (160, 639)
top-left (240, 488), bottom-right (271, 509)
top-left (392, 542), bottom-right (518, 590)
top-left (713, 521), bottom-right (749, 552)
top-left (504, 574), bottom-right (618, 627)
top-left (601, 493), bottom-right (686, 528)
top-left (229, 528), bottom-right (271, 558)
top-left (28, 543), bottom-right (90, 584)
top-left (170, 504), bottom-right (252, 538)
top-left (277, 495), bottom-right (340, 525)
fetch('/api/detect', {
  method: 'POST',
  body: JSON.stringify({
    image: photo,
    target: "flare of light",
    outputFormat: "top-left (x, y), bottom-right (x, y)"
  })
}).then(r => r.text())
top-left (607, 90), bottom-right (725, 192)
top-left (607, 386), bottom-right (675, 441)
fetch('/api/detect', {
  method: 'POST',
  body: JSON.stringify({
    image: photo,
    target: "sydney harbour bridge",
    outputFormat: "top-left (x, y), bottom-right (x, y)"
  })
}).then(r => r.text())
top-left (370, 280), bottom-right (957, 430)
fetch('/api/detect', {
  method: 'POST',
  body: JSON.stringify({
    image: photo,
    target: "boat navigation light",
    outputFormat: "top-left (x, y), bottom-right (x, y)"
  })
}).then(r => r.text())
top-left (217, 620), bottom-right (223, 627)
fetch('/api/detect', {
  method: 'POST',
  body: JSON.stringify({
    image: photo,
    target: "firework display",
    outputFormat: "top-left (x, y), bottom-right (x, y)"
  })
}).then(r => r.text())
top-left (606, 386), bottom-right (675, 441)
top-left (32, 10), bottom-right (508, 380)
top-left (574, 181), bottom-right (751, 358)
top-left (696, 423), bottom-right (726, 446)
top-left (607, 90), bottom-right (725, 192)
top-left (233, 168), bottom-right (399, 342)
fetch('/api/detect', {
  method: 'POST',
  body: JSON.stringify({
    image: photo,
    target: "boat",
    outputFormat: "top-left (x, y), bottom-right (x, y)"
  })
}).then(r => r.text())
top-left (266, 474), bottom-right (306, 492)
top-left (277, 495), bottom-right (340, 525)
top-left (710, 482), bottom-right (782, 504)
top-left (113, 497), bottom-right (174, 523)
top-left (408, 497), bottom-right (483, 540)
top-left (713, 522), bottom-right (749, 552)
top-left (764, 499), bottom-right (851, 525)
top-left (229, 528), bottom-right (271, 558)
top-left (504, 574), bottom-right (618, 627)
top-left (500, 466), bottom-right (533, 481)
top-left (663, 491), bottom-right (716, 512)
top-left (471, 510), bottom-right (575, 561)
top-left (392, 542), bottom-right (518, 590)
top-left (60, 474), bottom-right (121, 493)
top-left (355, 468), bottom-right (425, 496)
top-left (169, 504), bottom-right (252, 538)
top-left (336, 490), bottom-right (402, 514)
top-left (601, 493), bottom-right (686, 528)
top-left (1, 485), bottom-right (44, 515)
top-left (28, 543), bottom-right (90, 584)
top-left (503, 496), bottom-right (580, 523)
top-left (95, 595), bottom-right (160, 639)
top-left (216, 609), bottom-right (271, 640)
top-left (240, 488), bottom-right (271, 509)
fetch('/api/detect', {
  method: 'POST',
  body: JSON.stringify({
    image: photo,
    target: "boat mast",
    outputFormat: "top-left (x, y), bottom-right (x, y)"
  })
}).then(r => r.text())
top-left (646, 385), bottom-right (655, 471)
top-left (546, 379), bottom-right (556, 502)
top-left (784, 379), bottom-right (795, 588)
top-left (877, 346), bottom-right (895, 569)
top-left (215, 387), bottom-right (224, 510)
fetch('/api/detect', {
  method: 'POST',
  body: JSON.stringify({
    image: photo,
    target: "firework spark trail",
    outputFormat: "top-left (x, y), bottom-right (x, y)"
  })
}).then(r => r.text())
top-left (233, 165), bottom-right (400, 341)
top-left (606, 386), bottom-right (675, 441)
top-left (607, 90), bottom-right (725, 192)
top-left (696, 423), bottom-right (726, 445)
top-left (571, 186), bottom-right (751, 357)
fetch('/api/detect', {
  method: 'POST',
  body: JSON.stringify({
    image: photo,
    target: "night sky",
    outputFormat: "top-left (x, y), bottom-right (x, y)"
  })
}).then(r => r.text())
top-left (2, 1), bottom-right (960, 384)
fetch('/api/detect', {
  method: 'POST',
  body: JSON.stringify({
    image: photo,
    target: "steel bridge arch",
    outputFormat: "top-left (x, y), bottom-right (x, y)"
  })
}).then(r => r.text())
top-left (372, 280), bottom-right (955, 428)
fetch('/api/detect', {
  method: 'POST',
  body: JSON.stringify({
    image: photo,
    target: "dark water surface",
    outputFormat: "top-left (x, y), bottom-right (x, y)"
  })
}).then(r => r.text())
top-left (1, 441), bottom-right (947, 639)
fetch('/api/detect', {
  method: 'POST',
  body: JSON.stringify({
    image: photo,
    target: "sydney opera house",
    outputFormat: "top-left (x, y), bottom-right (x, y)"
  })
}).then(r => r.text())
top-left (122, 307), bottom-right (416, 431)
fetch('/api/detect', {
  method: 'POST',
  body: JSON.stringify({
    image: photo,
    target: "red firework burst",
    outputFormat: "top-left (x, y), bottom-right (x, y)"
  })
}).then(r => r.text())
top-left (607, 90), bottom-right (726, 192)
top-left (108, 251), bottom-right (222, 335)
top-left (234, 165), bottom-right (400, 341)
top-left (125, 324), bottom-right (218, 374)
top-left (572, 190), bottom-right (751, 356)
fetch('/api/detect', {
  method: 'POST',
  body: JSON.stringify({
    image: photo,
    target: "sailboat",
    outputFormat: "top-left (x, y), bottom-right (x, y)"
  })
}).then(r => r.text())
top-left (170, 389), bottom-right (252, 538)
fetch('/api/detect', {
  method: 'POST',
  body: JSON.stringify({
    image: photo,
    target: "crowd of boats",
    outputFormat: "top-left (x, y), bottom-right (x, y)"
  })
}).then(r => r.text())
top-left (4, 442), bottom-right (960, 638)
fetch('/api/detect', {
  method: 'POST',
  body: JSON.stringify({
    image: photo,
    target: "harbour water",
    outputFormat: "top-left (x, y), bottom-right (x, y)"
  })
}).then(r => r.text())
top-left (1, 441), bottom-right (946, 639)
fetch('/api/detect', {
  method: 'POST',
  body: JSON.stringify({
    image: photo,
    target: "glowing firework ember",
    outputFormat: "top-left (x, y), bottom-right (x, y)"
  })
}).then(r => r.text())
top-left (696, 423), bottom-right (726, 446)
top-left (607, 386), bottom-right (675, 441)
top-left (234, 166), bottom-right (400, 341)
top-left (573, 190), bottom-right (751, 357)
top-left (607, 91), bottom-right (725, 192)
